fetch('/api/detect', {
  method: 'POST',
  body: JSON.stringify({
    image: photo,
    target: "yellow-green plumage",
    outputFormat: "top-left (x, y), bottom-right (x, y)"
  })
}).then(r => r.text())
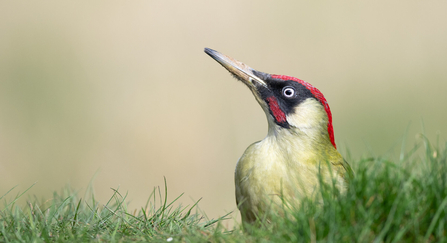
top-left (204, 48), bottom-right (352, 224)
top-left (235, 99), bottom-right (349, 223)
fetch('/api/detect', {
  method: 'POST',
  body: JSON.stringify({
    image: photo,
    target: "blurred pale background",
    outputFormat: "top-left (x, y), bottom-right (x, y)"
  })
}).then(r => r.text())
top-left (1, 1), bottom-right (446, 225)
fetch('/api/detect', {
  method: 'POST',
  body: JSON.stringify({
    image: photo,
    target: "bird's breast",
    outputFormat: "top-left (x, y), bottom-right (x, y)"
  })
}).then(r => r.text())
top-left (234, 135), bottom-right (344, 222)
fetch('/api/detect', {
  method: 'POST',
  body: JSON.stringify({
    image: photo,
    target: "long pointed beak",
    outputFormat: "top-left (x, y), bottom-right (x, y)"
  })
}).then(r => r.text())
top-left (204, 48), bottom-right (267, 88)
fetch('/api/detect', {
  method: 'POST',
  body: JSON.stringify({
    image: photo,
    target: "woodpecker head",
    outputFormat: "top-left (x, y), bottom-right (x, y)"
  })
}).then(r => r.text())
top-left (205, 48), bottom-right (337, 149)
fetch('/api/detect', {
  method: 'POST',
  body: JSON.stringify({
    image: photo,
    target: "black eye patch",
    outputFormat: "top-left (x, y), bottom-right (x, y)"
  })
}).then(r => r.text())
top-left (267, 80), bottom-right (315, 115)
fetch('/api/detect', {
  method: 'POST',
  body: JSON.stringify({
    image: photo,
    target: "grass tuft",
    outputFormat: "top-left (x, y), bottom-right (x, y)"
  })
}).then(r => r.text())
top-left (1, 136), bottom-right (447, 242)
top-left (0, 178), bottom-right (229, 242)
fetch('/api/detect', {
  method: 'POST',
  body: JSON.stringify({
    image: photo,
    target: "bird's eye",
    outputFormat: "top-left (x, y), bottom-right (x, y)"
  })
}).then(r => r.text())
top-left (282, 87), bottom-right (295, 98)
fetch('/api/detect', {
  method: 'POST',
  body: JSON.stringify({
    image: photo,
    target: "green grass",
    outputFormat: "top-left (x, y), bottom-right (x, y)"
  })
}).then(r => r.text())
top-left (1, 136), bottom-right (447, 242)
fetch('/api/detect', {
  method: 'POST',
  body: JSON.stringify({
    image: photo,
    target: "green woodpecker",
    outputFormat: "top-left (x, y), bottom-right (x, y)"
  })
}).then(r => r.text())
top-left (204, 48), bottom-right (352, 224)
